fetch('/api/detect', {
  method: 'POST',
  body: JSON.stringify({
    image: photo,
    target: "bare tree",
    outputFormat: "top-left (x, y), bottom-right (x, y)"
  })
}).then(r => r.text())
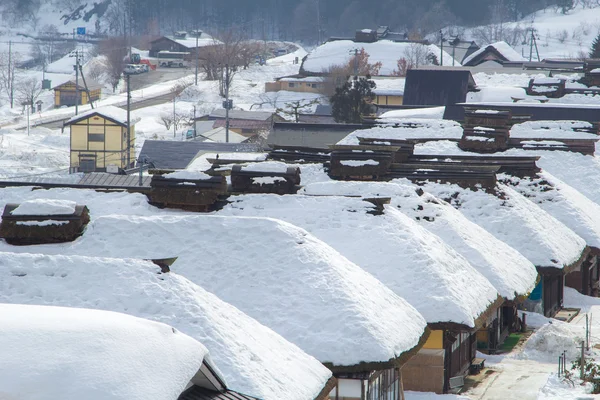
top-left (0, 50), bottom-right (21, 108)
top-left (16, 77), bottom-right (43, 113)
top-left (276, 98), bottom-right (321, 122)
top-left (159, 113), bottom-right (174, 130)
top-left (201, 29), bottom-right (261, 97)
top-left (403, 43), bottom-right (429, 69)
top-left (98, 37), bottom-right (128, 93)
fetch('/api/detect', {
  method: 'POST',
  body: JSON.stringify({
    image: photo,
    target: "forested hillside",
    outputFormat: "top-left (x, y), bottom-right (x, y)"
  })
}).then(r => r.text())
top-left (0, 0), bottom-right (585, 43)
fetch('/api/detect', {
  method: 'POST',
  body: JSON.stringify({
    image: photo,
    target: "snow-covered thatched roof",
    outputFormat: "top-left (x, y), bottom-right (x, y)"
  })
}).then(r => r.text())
top-left (300, 180), bottom-right (538, 300)
top-left (0, 215), bottom-right (428, 370)
top-left (217, 194), bottom-right (500, 328)
top-left (0, 303), bottom-right (207, 400)
top-left (0, 252), bottom-right (332, 400)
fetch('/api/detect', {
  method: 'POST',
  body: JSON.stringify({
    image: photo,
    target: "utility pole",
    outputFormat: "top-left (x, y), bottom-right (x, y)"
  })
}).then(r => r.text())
top-left (8, 40), bottom-right (13, 108)
top-left (126, 72), bottom-right (131, 168)
top-left (193, 105), bottom-right (197, 138)
top-left (173, 96), bottom-right (177, 138)
top-left (73, 50), bottom-right (80, 115)
top-left (195, 28), bottom-right (199, 85)
top-left (348, 49), bottom-right (359, 76)
top-left (440, 30), bottom-right (444, 66)
top-left (225, 64), bottom-right (230, 143)
top-left (316, 0), bottom-right (322, 45)
top-left (528, 28), bottom-right (534, 62)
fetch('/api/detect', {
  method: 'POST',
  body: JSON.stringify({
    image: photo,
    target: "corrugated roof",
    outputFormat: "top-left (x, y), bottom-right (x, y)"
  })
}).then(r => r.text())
top-left (138, 140), bottom-right (262, 169)
top-left (209, 109), bottom-right (274, 121)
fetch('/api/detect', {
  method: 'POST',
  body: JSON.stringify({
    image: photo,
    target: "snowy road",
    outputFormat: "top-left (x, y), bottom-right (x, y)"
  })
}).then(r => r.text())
top-left (466, 359), bottom-right (557, 400)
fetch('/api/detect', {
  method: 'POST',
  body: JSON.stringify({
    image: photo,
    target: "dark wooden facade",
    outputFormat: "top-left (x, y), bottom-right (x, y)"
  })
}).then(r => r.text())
top-left (565, 250), bottom-right (599, 297)
top-left (403, 69), bottom-right (476, 107)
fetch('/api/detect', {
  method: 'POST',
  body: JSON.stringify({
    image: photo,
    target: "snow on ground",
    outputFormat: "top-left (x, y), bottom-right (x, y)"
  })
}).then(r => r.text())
top-left (0, 126), bottom-right (70, 178)
top-left (217, 194), bottom-right (500, 327)
top-left (300, 180), bottom-right (537, 301)
top-left (0, 303), bottom-right (207, 400)
top-left (0, 251), bottom-right (332, 400)
top-left (0, 210), bottom-right (428, 368)
top-left (302, 40), bottom-right (460, 75)
top-left (462, 4), bottom-right (600, 59)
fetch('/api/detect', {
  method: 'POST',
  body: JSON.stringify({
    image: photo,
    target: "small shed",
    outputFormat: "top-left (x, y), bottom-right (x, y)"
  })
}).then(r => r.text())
top-left (53, 78), bottom-right (102, 108)
top-left (0, 200), bottom-right (90, 245)
top-left (403, 69), bottom-right (476, 106)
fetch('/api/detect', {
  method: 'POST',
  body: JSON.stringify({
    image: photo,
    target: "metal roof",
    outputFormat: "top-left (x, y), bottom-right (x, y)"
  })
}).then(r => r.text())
top-left (138, 140), bottom-right (262, 169)
top-left (209, 109), bottom-right (274, 121)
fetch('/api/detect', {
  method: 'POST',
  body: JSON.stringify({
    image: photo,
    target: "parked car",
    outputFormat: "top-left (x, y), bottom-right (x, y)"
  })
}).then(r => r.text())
top-left (123, 64), bottom-right (137, 75)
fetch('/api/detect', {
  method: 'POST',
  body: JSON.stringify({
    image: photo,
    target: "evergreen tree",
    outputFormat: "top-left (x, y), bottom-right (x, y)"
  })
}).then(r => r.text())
top-left (590, 33), bottom-right (600, 59)
top-left (330, 76), bottom-right (376, 124)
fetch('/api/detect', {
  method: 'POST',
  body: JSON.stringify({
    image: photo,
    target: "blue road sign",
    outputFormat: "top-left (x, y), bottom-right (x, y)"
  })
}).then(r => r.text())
top-left (76, 27), bottom-right (86, 35)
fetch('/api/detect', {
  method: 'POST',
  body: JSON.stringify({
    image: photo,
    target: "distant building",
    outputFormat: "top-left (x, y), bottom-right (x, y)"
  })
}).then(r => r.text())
top-left (265, 75), bottom-right (325, 93)
top-left (53, 78), bottom-right (102, 108)
top-left (149, 31), bottom-right (218, 57)
top-left (65, 106), bottom-right (135, 173)
top-left (462, 41), bottom-right (526, 67)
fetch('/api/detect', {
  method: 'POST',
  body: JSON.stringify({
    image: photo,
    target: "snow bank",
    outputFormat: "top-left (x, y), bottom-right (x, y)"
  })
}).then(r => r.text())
top-left (337, 119), bottom-right (463, 145)
top-left (0, 215), bottom-right (427, 368)
top-left (0, 303), bottom-right (206, 400)
top-left (0, 252), bottom-right (331, 400)
top-left (419, 181), bottom-right (586, 269)
top-left (218, 194), bottom-right (499, 327)
top-left (11, 198), bottom-right (76, 215)
top-left (301, 180), bottom-right (537, 300)
top-left (518, 320), bottom-right (585, 362)
top-left (466, 86), bottom-right (527, 102)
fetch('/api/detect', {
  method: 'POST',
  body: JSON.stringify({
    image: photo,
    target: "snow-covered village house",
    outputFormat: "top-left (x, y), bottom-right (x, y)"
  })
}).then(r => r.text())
top-left (148, 31), bottom-right (218, 59)
top-left (53, 78), bottom-right (102, 108)
top-left (215, 190), bottom-right (504, 395)
top-left (461, 41), bottom-right (526, 68)
top-left (0, 251), bottom-right (337, 400)
top-left (298, 179), bottom-right (539, 356)
top-left (66, 106), bottom-right (136, 173)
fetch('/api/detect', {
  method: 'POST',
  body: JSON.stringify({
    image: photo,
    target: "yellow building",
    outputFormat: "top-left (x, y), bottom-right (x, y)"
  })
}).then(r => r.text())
top-left (372, 78), bottom-right (404, 106)
top-left (53, 78), bottom-right (102, 108)
top-left (265, 76), bottom-right (325, 93)
top-left (66, 106), bottom-right (136, 173)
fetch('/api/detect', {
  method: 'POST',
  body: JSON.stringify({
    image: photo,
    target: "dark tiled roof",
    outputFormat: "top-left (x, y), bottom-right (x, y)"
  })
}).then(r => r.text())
top-left (314, 104), bottom-right (332, 116)
top-left (138, 140), bottom-right (262, 169)
top-left (178, 386), bottom-right (257, 400)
